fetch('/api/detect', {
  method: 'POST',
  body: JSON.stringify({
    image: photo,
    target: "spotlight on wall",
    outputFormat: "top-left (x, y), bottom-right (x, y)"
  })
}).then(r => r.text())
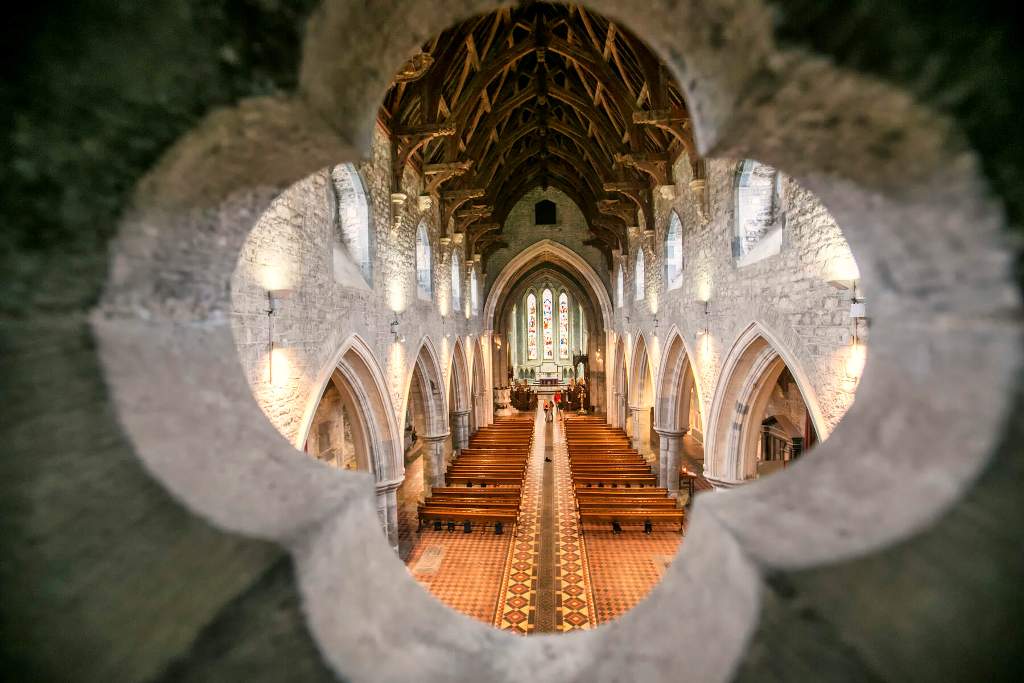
top-left (698, 299), bottom-right (711, 336)
top-left (267, 288), bottom-right (294, 315)
top-left (265, 289), bottom-right (294, 384)
top-left (846, 337), bottom-right (866, 379)
top-left (390, 313), bottom-right (405, 343)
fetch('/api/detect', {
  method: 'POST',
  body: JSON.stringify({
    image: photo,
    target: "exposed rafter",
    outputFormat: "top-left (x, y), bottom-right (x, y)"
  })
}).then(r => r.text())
top-left (380, 2), bottom-right (691, 261)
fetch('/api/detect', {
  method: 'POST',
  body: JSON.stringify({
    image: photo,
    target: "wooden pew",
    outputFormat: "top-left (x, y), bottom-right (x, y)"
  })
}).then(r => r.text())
top-left (578, 508), bottom-right (685, 533)
top-left (430, 486), bottom-right (521, 497)
top-left (417, 506), bottom-right (518, 533)
top-left (572, 474), bottom-right (658, 488)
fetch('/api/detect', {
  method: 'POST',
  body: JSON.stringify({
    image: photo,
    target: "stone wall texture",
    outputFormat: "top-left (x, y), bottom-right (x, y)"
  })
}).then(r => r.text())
top-left (4, 0), bottom-right (1022, 681)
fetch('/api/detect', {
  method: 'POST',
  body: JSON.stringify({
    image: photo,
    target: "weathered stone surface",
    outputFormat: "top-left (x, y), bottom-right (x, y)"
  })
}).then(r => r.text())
top-left (2, 1), bottom-right (1022, 682)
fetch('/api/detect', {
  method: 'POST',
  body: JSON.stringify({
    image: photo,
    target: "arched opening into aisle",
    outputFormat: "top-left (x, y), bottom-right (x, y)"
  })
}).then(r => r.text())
top-left (706, 325), bottom-right (826, 486)
top-left (627, 333), bottom-right (657, 470)
top-left (396, 340), bottom-right (448, 559)
top-left (611, 334), bottom-right (628, 429)
top-left (469, 337), bottom-right (487, 434)
top-left (448, 338), bottom-right (472, 454)
top-left (296, 336), bottom-right (403, 549)
top-left (654, 329), bottom-right (707, 500)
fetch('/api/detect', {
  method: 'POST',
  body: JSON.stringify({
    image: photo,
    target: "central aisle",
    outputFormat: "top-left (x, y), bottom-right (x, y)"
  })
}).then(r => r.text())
top-left (493, 405), bottom-right (596, 632)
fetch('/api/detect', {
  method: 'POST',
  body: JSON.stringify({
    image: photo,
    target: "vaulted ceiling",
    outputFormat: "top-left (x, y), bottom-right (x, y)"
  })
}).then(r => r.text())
top-left (379, 2), bottom-right (697, 265)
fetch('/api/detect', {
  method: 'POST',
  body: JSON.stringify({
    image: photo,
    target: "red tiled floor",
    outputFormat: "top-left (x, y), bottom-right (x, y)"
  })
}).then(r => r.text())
top-left (581, 529), bottom-right (682, 624)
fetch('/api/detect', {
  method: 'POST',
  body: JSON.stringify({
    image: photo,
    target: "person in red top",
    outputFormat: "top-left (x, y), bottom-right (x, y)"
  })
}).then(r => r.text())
top-left (553, 390), bottom-right (562, 420)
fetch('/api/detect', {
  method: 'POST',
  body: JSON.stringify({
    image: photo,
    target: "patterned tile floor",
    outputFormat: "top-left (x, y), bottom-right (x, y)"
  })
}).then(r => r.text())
top-left (398, 444), bottom-right (515, 625)
top-left (582, 529), bottom-right (683, 624)
top-left (550, 414), bottom-right (597, 631)
top-left (399, 409), bottom-right (685, 629)
top-left (493, 410), bottom-right (543, 633)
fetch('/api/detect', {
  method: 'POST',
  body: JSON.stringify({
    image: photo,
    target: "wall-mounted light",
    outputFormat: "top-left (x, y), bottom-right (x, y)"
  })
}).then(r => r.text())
top-left (845, 337), bottom-right (866, 379)
top-left (390, 313), bottom-right (405, 343)
top-left (652, 315), bottom-right (659, 330)
top-left (698, 299), bottom-right (711, 336)
top-left (846, 282), bottom-right (867, 378)
top-left (265, 289), bottom-right (294, 384)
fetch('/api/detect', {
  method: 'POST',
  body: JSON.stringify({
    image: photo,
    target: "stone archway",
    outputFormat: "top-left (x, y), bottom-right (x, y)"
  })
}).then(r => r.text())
top-left (468, 335), bottom-right (488, 432)
top-left (705, 322), bottom-right (827, 486)
top-left (653, 327), bottom-right (705, 495)
top-left (448, 336), bottom-right (472, 453)
top-left (627, 332), bottom-right (657, 467)
top-left (610, 333), bottom-right (628, 430)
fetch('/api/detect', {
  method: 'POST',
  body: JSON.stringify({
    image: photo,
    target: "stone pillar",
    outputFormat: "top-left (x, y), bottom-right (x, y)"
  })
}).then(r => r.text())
top-left (420, 432), bottom-right (451, 493)
top-left (628, 405), bottom-right (642, 451)
top-left (655, 428), bottom-right (688, 497)
top-left (374, 478), bottom-right (402, 553)
top-left (452, 410), bottom-right (470, 452)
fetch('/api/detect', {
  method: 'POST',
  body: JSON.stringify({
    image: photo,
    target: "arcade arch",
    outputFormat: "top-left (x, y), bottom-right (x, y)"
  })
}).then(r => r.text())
top-left (705, 323), bottom-right (827, 486)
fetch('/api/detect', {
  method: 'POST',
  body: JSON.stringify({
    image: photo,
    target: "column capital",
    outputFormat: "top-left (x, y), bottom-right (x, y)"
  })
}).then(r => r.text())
top-left (374, 477), bottom-right (403, 493)
top-left (653, 427), bottom-right (689, 438)
top-left (420, 432), bottom-right (451, 444)
top-left (451, 409), bottom-right (471, 417)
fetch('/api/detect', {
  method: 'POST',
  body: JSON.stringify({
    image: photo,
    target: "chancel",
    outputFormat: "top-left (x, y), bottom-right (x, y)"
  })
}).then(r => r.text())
top-left (8, 0), bottom-right (1021, 680)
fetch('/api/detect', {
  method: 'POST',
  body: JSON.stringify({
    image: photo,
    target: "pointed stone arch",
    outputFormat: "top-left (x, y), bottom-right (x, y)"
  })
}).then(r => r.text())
top-left (653, 326), bottom-right (705, 436)
top-left (704, 322), bottom-right (827, 485)
top-left (482, 238), bottom-right (613, 333)
top-left (609, 332), bottom-right (629, 429)
top-left (297, 334), bottom-right (402, 484)
top-left (448, 336), bottom-right (472, 452)
top-left (403, 336), bottom-right (448, 439)
top-left (468, 334), bottom-right (489, 432)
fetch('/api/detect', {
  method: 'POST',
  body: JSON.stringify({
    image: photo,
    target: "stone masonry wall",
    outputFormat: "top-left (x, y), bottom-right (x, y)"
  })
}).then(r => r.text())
top-left (484, 187), bottom-right (611, 300)
top-left (619, 153), bottom-right (863, 453)
top-left (231, 122), bottom-right (482, 474)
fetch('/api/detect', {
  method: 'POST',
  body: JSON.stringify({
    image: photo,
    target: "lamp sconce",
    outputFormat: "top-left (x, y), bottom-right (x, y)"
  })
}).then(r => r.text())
top-left (699, 299), bottom-right (711, 336)
top-left (265, 289), bottom-right (294, 384)
top-left (441, 315), bottom-right (451, 339)
top-left (848, 281), bottom-right (867, 320)
top-left (390, 313), bottom-right (405, 343)
top-left (267, 288), bottom-right (294, 315)
top-left (652, 315), bottom-right (659, 330)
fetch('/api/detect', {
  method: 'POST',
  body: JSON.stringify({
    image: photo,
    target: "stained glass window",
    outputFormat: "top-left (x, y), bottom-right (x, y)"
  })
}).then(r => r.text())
top-left (451, 250), bottom-right (461, 313)
top-left (736, 159), bottom-right (780, 257)
top-left (616, 265), bottom-right (624, 308)
top-left (416, 221), bottom-right (432, 300)
top-left (470, 267), bottom-right (479, 315)
top-left (527, 293), bottom-right (538, 360)
top-left (635, 249), bottom-right (645, 301)
top-left (558, 292), bottom-right (569, 358)
top-left (542, 288), bottom-right (554, 360)
top-left (666, 211), bottom-right (683, 289)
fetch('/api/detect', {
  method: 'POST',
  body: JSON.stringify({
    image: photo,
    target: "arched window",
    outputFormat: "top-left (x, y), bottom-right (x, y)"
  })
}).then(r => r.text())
top-left (535, 199), bottom-right (557, 225)
top-left (634, 249), bottom-right (645, 301)
top-left (415, 221), bottom-right (432, 300)
top-left (470, 267), bottom-right (479, 316)
top-left (558, 292), bottom-right (570, 359)
top-left (665, 211), bottom-right (683, 290)
top-left (331, 164), bottom-right (373, 287)
top-left (542, 288), bottom-right (554, 360)
top-left (510, 304), bottom-right (518, 366)
top-left (526, 293), bottom-right (538, 360)
top-left (616, 265), bottom-right (624, 308)
top-left (451, 250), bottom-right (462, 314)
top-left (735, 159), bottom-right (783, 264)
